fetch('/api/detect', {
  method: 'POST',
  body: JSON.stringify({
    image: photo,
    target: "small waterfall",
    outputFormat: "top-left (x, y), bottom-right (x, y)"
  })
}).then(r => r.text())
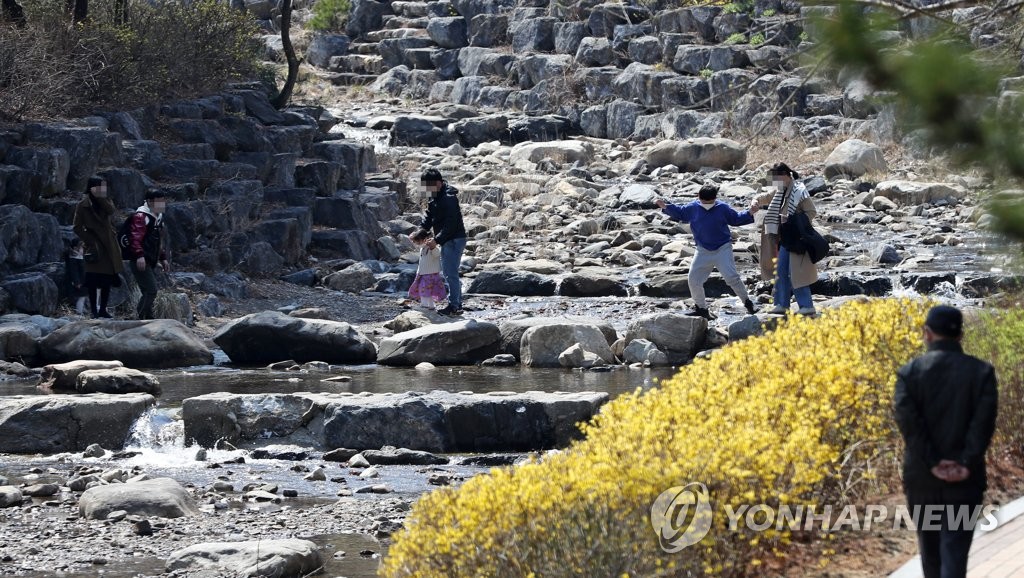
top-left (122, 407), bottom-right (242, 467)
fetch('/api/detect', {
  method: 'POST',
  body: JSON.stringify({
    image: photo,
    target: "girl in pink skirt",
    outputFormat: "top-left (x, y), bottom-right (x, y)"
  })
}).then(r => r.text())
top-left (408, 230), bottom-right (447, 309)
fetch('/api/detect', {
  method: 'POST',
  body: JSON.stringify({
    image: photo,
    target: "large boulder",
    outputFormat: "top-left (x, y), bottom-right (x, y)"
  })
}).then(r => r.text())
top-left (645, 137), bottom-right (746, 170)
top-left (0, 205), bottom-right (63, 271)
top-left (508, 140), bottom-right (595, 166)
top-left (0, 486), bottom-right (23, 508)
top-left (499, 317), bottom-right (617, 358)
top-left (0, 272), bottom-right (59, 316)
top-left (323, 262), bottom-right (377, 293)
top-left (0, 393), bottom-right (155, 454)
top-left (166, 539), bottom-right (322, 578)
top-left (77, 367), bottom-right (161, 395)
top-left (38, 320), bottom-right (213, 369)
top-left (823, 138), bottom-right (888, 179)
top-left (39, 360), bottom-right (125, 390)
top-left (79, 477), bottom-right (199, 520)
top-left (873, 181), bottom-right (967, 205)
top-left (377, 320), bottom-right (501, 366)
top-left (212, 311), bottom-right (377, 365)
top-left (638, 270), bottom-right (691, 297)
top-left (0, 321), bottom-right (41, 362)
top-left (183, 390), bottom-right (608, 452)
top-left (521, 324), bottom-right (616, 368)
top-left (558, 269), bottom-right (629, 297)
top-left (467, 270), bottom-right (557, 296)
top-left (625, 313), bottom-right (707, 362)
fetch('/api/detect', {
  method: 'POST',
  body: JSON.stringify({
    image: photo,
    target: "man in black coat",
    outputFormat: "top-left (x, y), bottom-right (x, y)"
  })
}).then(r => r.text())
top-left (417, 168), bottom-right (467, 315)
top-left (894, 305), bottom-right (998, 578)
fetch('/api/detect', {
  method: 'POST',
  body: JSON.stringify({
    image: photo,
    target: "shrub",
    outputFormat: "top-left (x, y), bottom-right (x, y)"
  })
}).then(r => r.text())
top-left (308, 0), bottom-right (350, 33)
top-left (964, 306), bottom-right (1024, 458)
top-left (0, 0), bottom-right (260, 120)
top-left (750, 32), bottom-right (766, 46)
top-left (381, 298), bottom-right (931, 577)
top-left (724, 32), bottom-right (747, 45)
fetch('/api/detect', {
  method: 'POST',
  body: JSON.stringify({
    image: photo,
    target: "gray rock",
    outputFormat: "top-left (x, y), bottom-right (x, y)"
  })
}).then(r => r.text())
top-left (554, 21), bottom-right (586, 54)
top-left (510, 16), bottom-right (556, 52)
top-left (870, 244), bottom-right (901, 264)
top-left (873, 181), bottom-right (966, 205)
top-left (660, 109), bottom-right (724, 139)
top-left (360, 447), bottom-right (449, 465)
top-left (346, 0), bottom-right (393, 40)
top-left (508, 140), bottom-right (594, 165)
top-left (80, 478), bottom-right (199, 520)
top-left (0, 206), bottom-right (63, 272)
top-left (559, 269), bottom-right (629, 297)
top-left (645, 137), bottom-right (746, 171)
top-left (77, 368), bottom-right (161, 395)
top-left (468, 14), bottom-right (510, 47)
top-left (458, 47), bottom-right (515, 77)
top-left (626, 313), bottom-right (707, 361)
top-left (0, 394), bottom-right (155, 454)
top-left (39, 320), bottom-right (213, 369)
top-left (499, 317), bottom-right (617, 357)
top-left (427, 17), bottom-right (468, 48)
top-left (622, 338), bottom-right (669, 365)
top-left (824, 139), bottom-right (888, 179)
top-left (0, 321), bottom-right (41, 362)
top-left (308, 34), bottom-right (351, 69)
top-left (618, 184), bottom-right (659, 208)
top-left (0, 272), bottom-right (59, 317)
top-left (575, 37), bottom-right (614, 67)
top-left (606, 99), bottom-right (644, 140)
top-left (727, 315), bottom-right (763, 341)
top-left (184, 390), bottom-right (607, 452)
top-left (467, 270), bottom-right (557, 296)
top-left (212, 311), bottom-right (377, 364)
top-left (521, 324), bottom-right (616, 368)
top-left (24, 124), bottom-right (107, 191)
top-left (21, 483), bottom-right (59, 497)
top-left (377, 320), bottom-right (501, 366)
top-left (0, 486), bottom-right (23, 508)
top-left (324, 262), bottom-right (377, 293)
top-left (672, 45), bottom-right (747, 74)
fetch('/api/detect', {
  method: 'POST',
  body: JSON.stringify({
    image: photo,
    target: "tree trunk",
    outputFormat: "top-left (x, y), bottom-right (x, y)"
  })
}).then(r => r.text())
top-left (66, 0), bottom-right (88, 23)
top-left (272, 0), bottom-right (299, 110)
top-left (1, 0), bottom-right (26, 26)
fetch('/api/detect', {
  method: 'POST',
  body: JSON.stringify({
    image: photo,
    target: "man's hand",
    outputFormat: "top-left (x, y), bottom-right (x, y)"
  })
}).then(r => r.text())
top-left (135, 257), bottom-right (146, 271)
top-left (425, 238), bottom-right (438, 250)
top-left (931, 459), bottom-right (970, 482)
top-left (159, 259), bottom-right (170, 273)
top-left (749, 200), bottom-right (760, 214)
top-left (655, 199), bottom-right (667, 209)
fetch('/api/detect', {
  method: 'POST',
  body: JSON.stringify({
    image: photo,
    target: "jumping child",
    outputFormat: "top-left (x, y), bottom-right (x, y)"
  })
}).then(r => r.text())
top-left (656, 183), bottom-right (760, 319)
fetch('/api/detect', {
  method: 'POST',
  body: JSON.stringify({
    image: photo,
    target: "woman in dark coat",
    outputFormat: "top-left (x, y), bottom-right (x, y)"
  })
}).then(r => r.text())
top-left (72, 176), bottom-right (124, 318)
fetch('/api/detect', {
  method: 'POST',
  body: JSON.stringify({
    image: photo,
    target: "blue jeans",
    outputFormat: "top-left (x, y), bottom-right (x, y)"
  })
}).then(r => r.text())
top-left (441, 237), bottom-right (467, 309)
top-left (774, 246), bottom-right (813, 309)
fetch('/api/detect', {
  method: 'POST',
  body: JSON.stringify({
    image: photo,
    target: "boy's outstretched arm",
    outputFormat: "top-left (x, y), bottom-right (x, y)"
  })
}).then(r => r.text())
top-left (656, 198), bottom-right (691, 223)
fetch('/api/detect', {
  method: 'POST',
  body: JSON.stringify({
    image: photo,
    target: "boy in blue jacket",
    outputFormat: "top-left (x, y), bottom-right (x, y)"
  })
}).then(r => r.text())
top-left (656, 184), bottom-right (759, 319)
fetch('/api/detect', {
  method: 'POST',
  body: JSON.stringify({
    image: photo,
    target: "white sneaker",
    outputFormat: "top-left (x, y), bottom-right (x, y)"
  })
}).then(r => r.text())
top-left (797, 307), bottom-right (817, 316)
top-left (768, 305), bottom-right (788, 315)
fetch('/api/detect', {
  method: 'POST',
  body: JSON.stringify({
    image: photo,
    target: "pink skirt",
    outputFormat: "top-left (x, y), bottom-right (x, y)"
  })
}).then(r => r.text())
top-left (409, 273), bottom-right (447, 300)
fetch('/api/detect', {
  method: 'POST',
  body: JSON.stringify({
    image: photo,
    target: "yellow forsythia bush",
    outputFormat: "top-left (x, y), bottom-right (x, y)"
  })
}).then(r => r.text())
top-left (381, 298), bottom-right (930, 577)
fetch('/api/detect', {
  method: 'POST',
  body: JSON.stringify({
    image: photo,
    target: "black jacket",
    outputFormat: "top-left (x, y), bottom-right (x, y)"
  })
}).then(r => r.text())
top-left (894, 340), bottom-right (998, 495)
top-left (421, 183), bottom-right (466, 246)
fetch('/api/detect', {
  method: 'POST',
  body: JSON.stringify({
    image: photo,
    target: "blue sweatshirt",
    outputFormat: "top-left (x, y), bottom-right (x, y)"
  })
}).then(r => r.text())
top-left (662, 200), bottom-right (755, 251)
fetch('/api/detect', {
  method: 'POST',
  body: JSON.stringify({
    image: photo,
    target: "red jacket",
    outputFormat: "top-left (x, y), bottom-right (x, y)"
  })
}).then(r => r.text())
top-left (130, 209), bottom-right (166, 264)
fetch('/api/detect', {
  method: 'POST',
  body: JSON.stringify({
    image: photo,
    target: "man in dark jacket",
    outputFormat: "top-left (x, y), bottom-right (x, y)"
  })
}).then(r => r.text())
top-left (894, 305), bottom-right (998, 578)
top-left (128, 189), bottom-right (170, 320)
top-left (417, 169), bottom-right (467, 315)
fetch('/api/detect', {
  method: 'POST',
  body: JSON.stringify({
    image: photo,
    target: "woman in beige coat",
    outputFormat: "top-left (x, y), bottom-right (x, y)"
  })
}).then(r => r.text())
top-left (754, 162), bottom-right (818, 315)
top-left (73, 176), bottom-right (124, 318)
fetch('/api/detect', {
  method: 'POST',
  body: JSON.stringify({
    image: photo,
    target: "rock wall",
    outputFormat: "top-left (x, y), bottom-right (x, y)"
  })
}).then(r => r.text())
top-left (294, 0), bottom-right (908, 146)
top-left (0, 86), bottom-right (396, 315)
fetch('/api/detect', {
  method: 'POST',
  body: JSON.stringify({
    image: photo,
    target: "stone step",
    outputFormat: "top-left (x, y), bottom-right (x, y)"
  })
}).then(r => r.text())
top-left (382, 14), bottom-right (429, 30)
top-left (327, 54), bottom-right (386, 75)
top-left (350, 42), bottom-right (380, 55)
top-left (182, 391), bottom-right (610, 452)
top-left (0, 394), bottom-right (156, 454)
top-left (320, 72), bottom-right (379, 86)
top-left (365, 27), bottom-right (430, 42)
top-left (391, 0), bottom-right (429, 17)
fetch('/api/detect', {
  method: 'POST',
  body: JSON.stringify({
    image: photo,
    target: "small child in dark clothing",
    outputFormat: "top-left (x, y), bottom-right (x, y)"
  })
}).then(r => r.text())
top-left (65, 239), bottom-right (89, 315)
